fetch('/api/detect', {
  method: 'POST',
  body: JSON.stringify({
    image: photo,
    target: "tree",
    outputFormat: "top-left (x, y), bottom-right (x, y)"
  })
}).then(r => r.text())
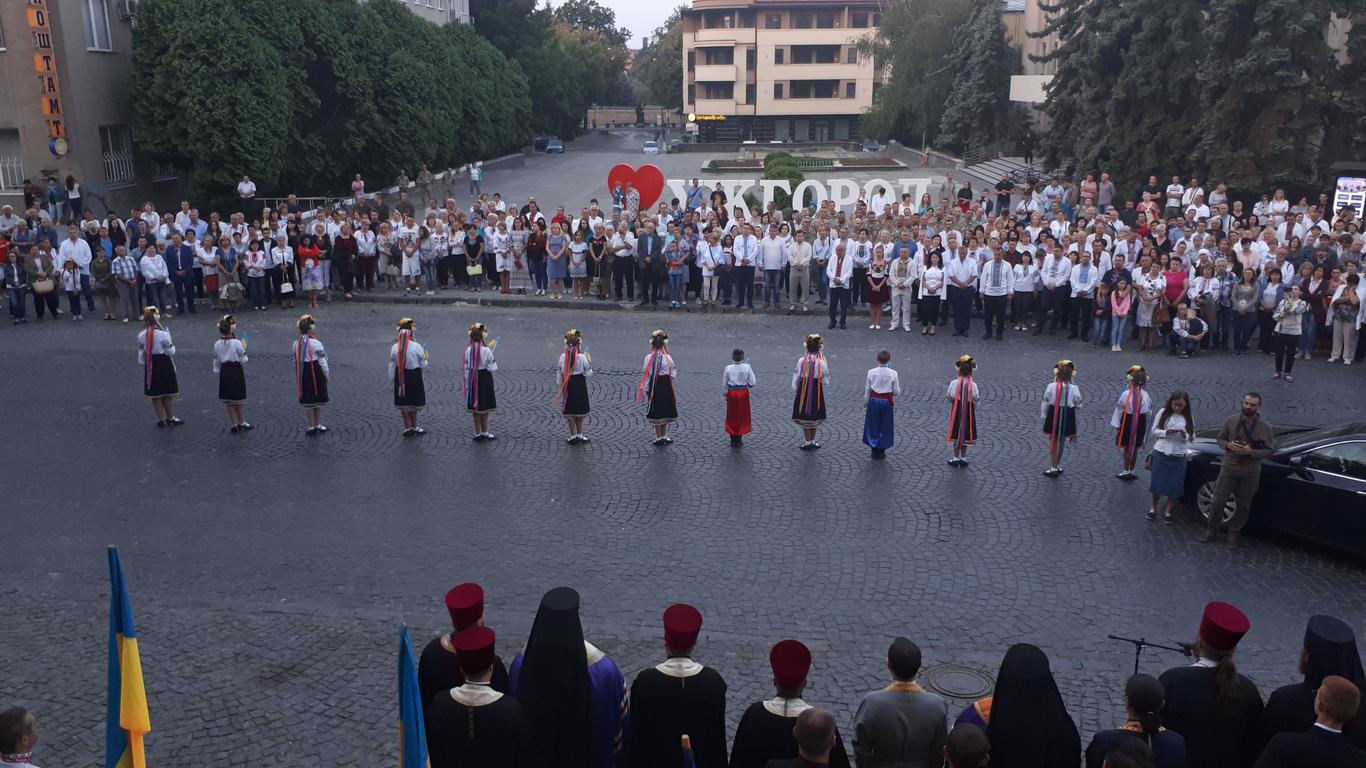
top-left (937, 0), bottom-right (1016, 154)
top-left (857, 0), bottom-right (972, 147)
top-left (554, 0), bottom-right (632, 47)
top-left (1035, 0), bottom-right (1207, 190)
top-left (1194, 0), bottom-right (1364, 193)
top-left (633, 7), bottom-right (686, 109)
top-left (130, 0), bottom-right (295, 199)
top-left (470, 0), bottom-right (546, 58)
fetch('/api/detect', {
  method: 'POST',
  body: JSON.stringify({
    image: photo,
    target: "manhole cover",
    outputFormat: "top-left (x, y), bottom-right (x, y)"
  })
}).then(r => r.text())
top-left (920, 664), bottom-right (995, 700)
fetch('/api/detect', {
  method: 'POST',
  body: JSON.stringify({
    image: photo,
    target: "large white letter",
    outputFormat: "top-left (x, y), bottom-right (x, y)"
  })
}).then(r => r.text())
top-left (791, 180), bottom-right (828, 209)
top-left (759, 179), bottom-right (793, 209)
top-left (665, 179), bottom-right (690, 206)
top-left (722, 179), bottom-right (757, 211)
top-left (828, 179), bottom-right (861, 211)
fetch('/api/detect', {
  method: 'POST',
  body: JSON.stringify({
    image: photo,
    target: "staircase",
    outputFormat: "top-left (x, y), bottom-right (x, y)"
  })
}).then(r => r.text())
top-left (961, 156), bottom-right (1049, 190)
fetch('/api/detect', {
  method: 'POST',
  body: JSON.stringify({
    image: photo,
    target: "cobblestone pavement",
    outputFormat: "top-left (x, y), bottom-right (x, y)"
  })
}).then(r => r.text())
top-left (2, 301), bottom-right (1363, 767)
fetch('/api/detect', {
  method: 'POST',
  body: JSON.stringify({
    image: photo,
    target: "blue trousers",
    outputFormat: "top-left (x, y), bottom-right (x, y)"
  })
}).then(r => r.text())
top-left (764, 269), bottom-right (782, 306)
top-left (174, 274), bottom-right (197, 313)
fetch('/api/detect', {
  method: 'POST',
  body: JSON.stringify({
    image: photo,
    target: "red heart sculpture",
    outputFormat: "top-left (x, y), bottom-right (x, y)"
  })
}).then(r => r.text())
top-left (607, 163), bottom-right (665, 211)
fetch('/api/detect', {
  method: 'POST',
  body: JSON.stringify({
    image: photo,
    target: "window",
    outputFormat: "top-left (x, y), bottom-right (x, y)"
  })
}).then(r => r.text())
top-left (745, 84), bottom-right (755, 104)
top-left (845, 82), bottom-right (856, 98)
top-left (0, 13), bottom-right (7, 49)
top-left (852, 12), bottom-right (869, 28)
top-left (793, 14), bottom-right (812, 29)
top-left (1302, 442), bottom-right (1366, 480)
top-left (746, 48), bottom-right (755, 71)
top-left (702, 82), bottom-right (734, 100)
top-left (847, 48), bottom-right (858, 64)
top-left (872, 13), bottom-right (882, 26)
top-left (774, 48), bottom-right (783, 64)
top-left (687, 84), bottom-right (695, 105)
top-left (871, 81), bottom-right (882, 104)
top-left (687, 51), bottom-right (695, 71)
top-left (100, 124), bottom-right (135, 186)
top-left (738, 11), bottom-right (754, 27)
top-left (151, 160), bottom-right (179, 181)
top-left (765, 13), bottom-right (782, 29)
top-left (789, 80), bottom-right (837, 98)
top-left (816, 12), bottom-right (836, 28)
top-left (81, 0), bottom-right (113, 51)
top-left (0, 129), bottom-right (23, 191)
top-left (702, 47), bottom-right (734, 65)
top-left (774, 83), bottom-right (784, 99)
top-left (792, 46), bottom-right (838, 64)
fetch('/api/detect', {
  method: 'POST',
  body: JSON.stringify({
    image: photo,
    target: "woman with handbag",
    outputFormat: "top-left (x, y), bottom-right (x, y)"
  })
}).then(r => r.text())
top-left (526, 221), bottom-right (547, 295)
top-left (1147, 390), bottom-right (1194, 523)
top-left (26, 241), bottom-right (60, 320)
top-left (1270, 284), bottom-right (1308, 381)
top-left (463, 223), bottom-right (485, 292)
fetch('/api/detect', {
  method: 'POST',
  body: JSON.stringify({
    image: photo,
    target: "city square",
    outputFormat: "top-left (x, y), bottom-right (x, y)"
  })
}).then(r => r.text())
top-left (3, 0), bottom-right (1366, 766)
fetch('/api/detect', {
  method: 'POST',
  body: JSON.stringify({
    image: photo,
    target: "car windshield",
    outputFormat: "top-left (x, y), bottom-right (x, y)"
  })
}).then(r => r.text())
top-left (1276, 424), bottom-right (1362, 452)
top-left (645, 142), bottom-right (656, 148)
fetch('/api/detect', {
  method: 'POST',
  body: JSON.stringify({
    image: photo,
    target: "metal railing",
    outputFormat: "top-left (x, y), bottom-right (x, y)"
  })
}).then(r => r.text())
top-left (962, 139), bottom-right (1012, 166)
top-left (0, 156), bottom-right (24, 191)
top-left (102, 150), bottom-right (136, 188)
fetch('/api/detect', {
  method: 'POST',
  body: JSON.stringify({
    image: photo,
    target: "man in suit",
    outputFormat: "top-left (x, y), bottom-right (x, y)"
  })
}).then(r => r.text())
top-left (636, 220), bottom-right (665, 306)
top-left (1255, 676), bottom-right (1366, 767)
top-left (765, 707), bottom-right (836, 768)
top-left (165, 231), bottom-right (197, 315)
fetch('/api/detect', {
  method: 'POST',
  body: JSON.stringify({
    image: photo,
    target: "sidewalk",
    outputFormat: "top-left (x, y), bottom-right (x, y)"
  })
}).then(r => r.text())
top-left (347, 286), bottom-right (873, 316)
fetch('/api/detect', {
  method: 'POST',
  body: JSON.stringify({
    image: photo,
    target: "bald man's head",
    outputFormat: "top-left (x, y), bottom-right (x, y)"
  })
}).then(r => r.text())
top-left (793, 707), bottom-right (836, 758)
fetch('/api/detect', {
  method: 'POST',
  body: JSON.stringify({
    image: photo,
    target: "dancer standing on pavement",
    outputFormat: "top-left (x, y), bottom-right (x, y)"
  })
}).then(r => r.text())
top-left (1041, 359), bottom-right (1081, 477)
top-left (294, 314), bottom-right (330, 435)
top-left (946, 354), bottom-right (978, 466)
top-left (390, 317), bottom-right (429, 436)
top-left (723, 348), bottom-right (757, 448)
top-left (638, 329), bottom-right (678, 446)
top-left (213, 314), bottom-right (251, 433)
top-left (792, 334), bottom-right (829, 450)
top-left (1110, 365), bottom-right (1151, 480)
top-left (464, 322), bottom-right (498, 441)
top-left (862, 349), bottom-right (900, 459)
top-left (138, 306), bottom-right (182, 427)
top-left (557, 329), bottom-right (593, 444)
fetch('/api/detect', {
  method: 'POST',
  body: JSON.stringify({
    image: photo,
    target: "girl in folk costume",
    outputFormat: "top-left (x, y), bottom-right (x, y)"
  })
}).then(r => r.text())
top-left (293, 314), bottom-right (331, 435)
top-left (1040, 359), bottom-right (1082, 477)
top-left (638, 330), bottom-right (679, 445)
top-left (137, 306), bottom-right (182, 427)
top-left (791, 333), bottom-right (829, 450)
top-left (946, 354), bottom-right (979, 466)
top-left (1110, 365), bottom-right (1152, 480)
top-left (390, 318), bottom-right (429, 437)
top-left (213, 314), bottom-right (251, 433)
top-left (557, 328), bottom-right (594, 444)
top-left (463, 322), bottom-right (498, 441)
top-left (722, 348), bottom-right (757, 447)
top-left (862, 348), bottom-right (901, 459)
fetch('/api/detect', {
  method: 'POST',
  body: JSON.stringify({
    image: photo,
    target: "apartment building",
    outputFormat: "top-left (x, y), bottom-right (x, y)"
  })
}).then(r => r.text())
top-left (386, 0), bottom-right (470, 26)
top-left (680, 0), bottom-right (884, 143)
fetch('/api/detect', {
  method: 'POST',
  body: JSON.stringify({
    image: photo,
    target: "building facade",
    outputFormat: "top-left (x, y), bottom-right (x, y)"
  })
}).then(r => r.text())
top-left (680, 0), bottom-right (883, 143)
top-left (387, 0), bottom-right (470, 25)
top-left (0, 0), bottom-right (184, 218)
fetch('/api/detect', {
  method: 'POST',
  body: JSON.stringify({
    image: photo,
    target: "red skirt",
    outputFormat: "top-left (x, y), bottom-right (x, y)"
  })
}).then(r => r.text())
top-left (725, 388), bottom-right (752, 436)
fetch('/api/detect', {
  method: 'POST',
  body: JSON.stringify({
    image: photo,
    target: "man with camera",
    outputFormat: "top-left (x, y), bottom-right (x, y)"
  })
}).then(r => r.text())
top-left (1200, 392), bottom-right (1276, 547)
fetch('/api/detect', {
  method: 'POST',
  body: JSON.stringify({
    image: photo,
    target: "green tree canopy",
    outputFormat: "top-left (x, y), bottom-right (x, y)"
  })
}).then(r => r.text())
top-left (857, 0), bottom-right (973, 148)
top-left (554, 0), bottom-right (633, 47)
top-left (632, 7), bottom-right (686, 109)
top-left (937, 0), bottom-right (1018, 154)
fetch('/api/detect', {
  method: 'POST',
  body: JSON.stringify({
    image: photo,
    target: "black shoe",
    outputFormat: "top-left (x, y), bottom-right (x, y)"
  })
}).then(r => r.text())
top-left (730, 435), bottom-right (743, 447)
top-left (839, 323), bottom-right (847, 329)
top-left (828, 321), bottom-right (837, 329)
top-left (981, 332), bottom-right (992, 340)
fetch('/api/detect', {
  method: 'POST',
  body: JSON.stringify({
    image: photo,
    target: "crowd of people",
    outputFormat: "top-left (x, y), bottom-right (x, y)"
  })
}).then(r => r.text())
top-left (2, 170), bottom-right (1364, 384)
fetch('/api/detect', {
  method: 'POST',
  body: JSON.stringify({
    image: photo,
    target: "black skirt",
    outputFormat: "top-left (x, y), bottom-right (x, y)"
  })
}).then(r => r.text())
top-left (467, 368), bottom-right (496, 413)
top-left (299, 361), bottom-right (329, 406)
top-left (1115, 411), bottom-right (1148, 450)
top-left (645, 376), bottom-right (677, 423)
top-left (145, 354), bottom-right (179, 398)
top-left (792, 389), bottom-right (826, 427)
top-left (1042, 405), bottom-right (1077, 438)
top-left (563, 373), bottom-right (590, 416)
top-left (394, 368), bottom-right (426, 411)
top-left (218, 362), bottom-right (246, 404)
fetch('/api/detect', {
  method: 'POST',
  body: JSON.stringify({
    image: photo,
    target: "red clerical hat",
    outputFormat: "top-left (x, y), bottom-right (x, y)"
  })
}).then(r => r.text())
top-left (453, 626), bottom-right (497, 676)
top-left (1198, 601), bottom-right (1250, 653)
top-left (664, 603), bottom-right (703, 650)
top-left (445, 583), bottom-right (485, 631)
top-left (770, 639), bottom-right (812, 691)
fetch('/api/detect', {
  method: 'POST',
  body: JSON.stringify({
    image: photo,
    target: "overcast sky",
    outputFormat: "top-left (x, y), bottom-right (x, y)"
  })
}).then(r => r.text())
top-left (548, 0), bottom-right (674, 47)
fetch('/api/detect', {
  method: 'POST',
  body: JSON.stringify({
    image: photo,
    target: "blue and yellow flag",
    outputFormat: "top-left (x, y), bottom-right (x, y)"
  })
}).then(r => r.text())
top-left (106, 546), bottom-right (151, 768)
top-left (398, 625), bottom-right (430, 768)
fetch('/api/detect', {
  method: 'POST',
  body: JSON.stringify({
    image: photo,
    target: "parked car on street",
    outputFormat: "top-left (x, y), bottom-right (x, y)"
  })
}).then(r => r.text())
top-left (545, 137), bottom-right (565, 154)
top-left (643, 140), bottom-right (660, 155)
top-left (1182, 422), bottom-right (1366, 557)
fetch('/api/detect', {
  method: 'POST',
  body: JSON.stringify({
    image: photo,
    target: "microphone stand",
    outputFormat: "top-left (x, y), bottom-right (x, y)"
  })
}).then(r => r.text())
top-left (1107, 634), bottom-right (1192, 675)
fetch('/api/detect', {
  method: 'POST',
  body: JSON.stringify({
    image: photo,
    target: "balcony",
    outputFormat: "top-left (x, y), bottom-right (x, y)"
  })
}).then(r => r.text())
top-left (693, 26), bottom-right (755, 44)
top-left (694, 63), bottom-right (738, 82)
top-left (756, 96), bottom-right (866, 116)
top-left (693, 98), bottom-right (742, 116)
top-left (769, 61), bottom-right (864, 79)
top-left (757, 27), bottom-right (862, 45)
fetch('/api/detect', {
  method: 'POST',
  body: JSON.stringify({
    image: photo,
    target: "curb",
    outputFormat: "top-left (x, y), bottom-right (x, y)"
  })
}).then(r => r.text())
top-left (345, 291), bottom-right (875, 316)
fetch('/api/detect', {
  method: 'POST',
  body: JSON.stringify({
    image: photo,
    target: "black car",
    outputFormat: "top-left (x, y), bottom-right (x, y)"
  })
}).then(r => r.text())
top-left (1182, 423), bottom-right (1366, 556)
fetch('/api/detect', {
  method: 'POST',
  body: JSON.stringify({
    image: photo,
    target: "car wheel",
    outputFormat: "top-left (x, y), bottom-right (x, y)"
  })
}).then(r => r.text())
top-left (1195, 476), bottom-right (1236, 526)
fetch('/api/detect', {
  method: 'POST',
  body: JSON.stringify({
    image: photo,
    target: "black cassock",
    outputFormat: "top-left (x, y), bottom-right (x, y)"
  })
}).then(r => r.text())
top-left (1254, 726), bottom-right (1366, 768)
top-left (418, 634), bottom-right (510, 716)
top-left (1264, 681), bottom-right (1366, 750)
top-left (426, 689), bottom-right (537, 768)
top-left (729, 701), bottom-right (851, 768)
top-left (630, 666), bottom-right (729, 768)
top-left (1159, 665), bottom-right (1264, 768)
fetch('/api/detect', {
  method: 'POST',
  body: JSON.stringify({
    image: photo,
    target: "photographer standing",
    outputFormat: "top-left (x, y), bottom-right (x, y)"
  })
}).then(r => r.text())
top-left (1200, 392), bottom-right (1275, 547)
